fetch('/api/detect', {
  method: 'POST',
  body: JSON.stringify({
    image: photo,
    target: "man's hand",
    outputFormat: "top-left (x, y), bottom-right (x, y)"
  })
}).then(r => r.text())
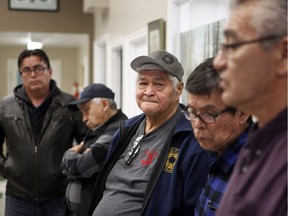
top-left (70, 141), bottom-right (84, 153)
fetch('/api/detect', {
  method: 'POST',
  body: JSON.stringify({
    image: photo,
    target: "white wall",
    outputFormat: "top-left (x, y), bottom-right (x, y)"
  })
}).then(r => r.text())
top-left (87, 0), bottom-right (228, 117)
top-left (0, 180), bottom-right (5, 216)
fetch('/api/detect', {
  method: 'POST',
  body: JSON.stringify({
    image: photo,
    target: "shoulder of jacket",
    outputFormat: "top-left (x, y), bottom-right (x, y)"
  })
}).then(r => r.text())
top-left (124, 113), bottom-right (145, 127)
top-left (0, 95), bottom-right (20, 109)
top-left (56, 91), bottom-right (75, 102)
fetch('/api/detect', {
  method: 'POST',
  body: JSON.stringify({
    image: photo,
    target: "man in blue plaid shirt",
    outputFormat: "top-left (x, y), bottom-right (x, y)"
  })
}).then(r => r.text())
top-left (185, 57), bottom-right (254, 216)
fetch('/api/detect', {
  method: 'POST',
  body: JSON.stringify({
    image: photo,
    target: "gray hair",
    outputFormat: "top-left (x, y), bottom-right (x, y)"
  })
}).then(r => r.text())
top-left (168, 75), bottom-right (181, 93)
top-left (91, 98), bottom-right (117, 110)
top-left (229, 0), bottom-right (287, 49)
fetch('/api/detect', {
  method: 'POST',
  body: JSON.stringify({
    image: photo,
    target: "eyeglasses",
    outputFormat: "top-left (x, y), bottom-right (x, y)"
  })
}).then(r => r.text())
top-left (20, 65), bottom-right (47, 78)
top-left (220, 35), bottom-right (284, 55)
top-left (124, 135), bottom-right (144, 165)
top-left (183, 107), bottom-right (233, 124)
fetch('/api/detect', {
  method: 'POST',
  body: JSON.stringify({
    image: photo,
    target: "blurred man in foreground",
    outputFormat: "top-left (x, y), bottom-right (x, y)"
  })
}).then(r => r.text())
top-left (213, 0), bottom-right (287, 215)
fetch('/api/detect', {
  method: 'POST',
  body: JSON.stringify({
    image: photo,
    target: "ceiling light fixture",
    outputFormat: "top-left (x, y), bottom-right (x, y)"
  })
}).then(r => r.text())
top-left (27, 32), bottom-right (43, 50)
top-left (27, 39), bottom-right (43, 50)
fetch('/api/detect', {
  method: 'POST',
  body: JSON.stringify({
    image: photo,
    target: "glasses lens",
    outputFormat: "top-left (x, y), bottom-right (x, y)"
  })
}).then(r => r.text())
top-left (124, 149), bottom-right (134, 164)
top-left (184, 107), bottom-right (215, 124)
top-left (21, 68), bottom-right (30, 77)
top-left (124, 135), bottom-right (143, 165)
top-left (34, 66), bottom-right (45, 73)
top-left (183, 110), bottom-right (191, 121)
top-left (21, 66), bottom-right (46, 77)
top-left (199, 114), bottom-right (214, 124)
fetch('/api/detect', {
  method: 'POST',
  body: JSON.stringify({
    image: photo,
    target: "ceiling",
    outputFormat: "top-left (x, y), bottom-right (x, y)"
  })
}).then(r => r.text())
top-left (0, 31), bottom-right (88, 48)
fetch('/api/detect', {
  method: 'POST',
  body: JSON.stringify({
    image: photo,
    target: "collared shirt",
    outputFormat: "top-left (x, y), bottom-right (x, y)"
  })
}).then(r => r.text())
top-left (195, 126), bottom-right (251, 216)
top-left (216, 108), bottom-right (287, 216)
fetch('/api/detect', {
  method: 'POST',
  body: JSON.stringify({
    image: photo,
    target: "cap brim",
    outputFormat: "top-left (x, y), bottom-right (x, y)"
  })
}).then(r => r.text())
top-left (67, 98), bottom-right (91, 111)
top-left (131, 56), bottom-right (160, 71)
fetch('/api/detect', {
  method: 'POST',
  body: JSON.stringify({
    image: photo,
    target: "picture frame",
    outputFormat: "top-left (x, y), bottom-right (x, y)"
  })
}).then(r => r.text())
top-left (148, 18), bottom-right (165, 54)
top-left (9, 0), bottom-right (59, 12)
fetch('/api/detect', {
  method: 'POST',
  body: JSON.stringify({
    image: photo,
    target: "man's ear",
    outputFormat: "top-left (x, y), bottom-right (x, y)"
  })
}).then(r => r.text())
top-left (176, 82), bottom-right (184, 96)
top-left (236, 110), bottom-right (250, 125)
top-left (101, 99), bottom-right (109, 111)
top-left (48, 68), bottom-right (53, 76)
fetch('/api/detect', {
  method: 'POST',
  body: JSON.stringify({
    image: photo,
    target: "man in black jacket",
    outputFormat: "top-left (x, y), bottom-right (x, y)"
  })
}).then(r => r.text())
top-left (62, 83), bottom-right (128, 216)
top-left (0, 49), bottom-right (88, 216)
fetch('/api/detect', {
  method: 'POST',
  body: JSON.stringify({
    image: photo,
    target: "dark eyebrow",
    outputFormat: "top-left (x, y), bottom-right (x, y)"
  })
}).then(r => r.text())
top-left (22, 64), bottom-right (43, 68)
top-left (223, 29), bottom-right (239, 40)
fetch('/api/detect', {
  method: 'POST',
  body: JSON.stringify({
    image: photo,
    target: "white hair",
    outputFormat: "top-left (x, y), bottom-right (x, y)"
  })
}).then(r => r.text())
top-left (91, 98), bottom-right (117, 109)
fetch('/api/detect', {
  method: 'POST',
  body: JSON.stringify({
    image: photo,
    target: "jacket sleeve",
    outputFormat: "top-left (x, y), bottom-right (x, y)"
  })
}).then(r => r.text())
top-left (61, 149), bottom-right (103, 179)
top-left (0, 125), bottom-right (6, 177)
top-left (62, 132), bottom-right (114, 179)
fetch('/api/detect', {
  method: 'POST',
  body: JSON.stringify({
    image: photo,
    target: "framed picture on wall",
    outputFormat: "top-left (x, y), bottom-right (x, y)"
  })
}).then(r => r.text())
top-left (148, 19), bottom-right (165, 54)
top-left (9, 0), bottom-right (59, 12)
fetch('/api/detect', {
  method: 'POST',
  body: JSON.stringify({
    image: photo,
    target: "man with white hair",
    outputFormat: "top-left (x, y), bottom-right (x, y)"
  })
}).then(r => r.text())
top-left (88, 50), bottom-right (211, 216)
top-left (62, 83), bottom-right (127, 216)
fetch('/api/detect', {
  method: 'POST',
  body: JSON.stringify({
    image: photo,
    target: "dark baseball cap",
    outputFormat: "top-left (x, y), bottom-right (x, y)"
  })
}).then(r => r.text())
top-left (130, 50), bottom-right (184, 81)
top-left (68, 83), bottom-right (115, 111)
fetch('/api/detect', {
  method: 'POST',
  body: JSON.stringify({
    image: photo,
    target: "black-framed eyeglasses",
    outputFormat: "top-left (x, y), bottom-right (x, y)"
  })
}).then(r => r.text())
top-left (220, 35), bottom-right (284, 54)
top-left (183, 107), bottom-right (234, 124)
top-left (124, 135), bottom-right (144, 165)
top-left (20, 65), bottom-right (47, 78)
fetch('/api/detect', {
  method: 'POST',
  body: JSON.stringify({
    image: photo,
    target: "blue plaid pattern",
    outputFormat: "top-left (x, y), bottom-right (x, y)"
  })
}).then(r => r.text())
top-left (194, 130), bottom-right (250, 216)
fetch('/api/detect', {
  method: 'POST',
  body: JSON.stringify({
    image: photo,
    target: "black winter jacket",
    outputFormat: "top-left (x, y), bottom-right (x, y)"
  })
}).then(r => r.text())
top-left (0, 80), bottom-right (87, 201)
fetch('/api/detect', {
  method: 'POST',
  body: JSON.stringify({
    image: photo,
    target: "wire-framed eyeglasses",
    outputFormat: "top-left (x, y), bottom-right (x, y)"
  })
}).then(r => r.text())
top-left (183, 107), bottom-right (234, 124)
top-left (124, 135), bottom-right (144, 165)
top-left (20, 65), bottom-right (47, 78)
top-left (220, 35), bottom-right (284, 55)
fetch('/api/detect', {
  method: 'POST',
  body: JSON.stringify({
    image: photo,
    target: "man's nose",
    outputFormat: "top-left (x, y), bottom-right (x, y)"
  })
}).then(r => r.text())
top-left (144, 84), bottom-right (155, 95)
top-left (192, 117), bottom-right (205, 129)
top-left (213, 50), bottom-right (227, 72)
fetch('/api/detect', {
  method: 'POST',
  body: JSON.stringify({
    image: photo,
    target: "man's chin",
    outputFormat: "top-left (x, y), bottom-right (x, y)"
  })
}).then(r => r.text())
top-left (221, 91), bottom-right (236, 107)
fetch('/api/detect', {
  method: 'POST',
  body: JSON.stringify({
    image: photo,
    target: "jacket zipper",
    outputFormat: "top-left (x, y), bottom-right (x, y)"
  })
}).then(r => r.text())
top-left (34, 145), bottom-right (38, 200)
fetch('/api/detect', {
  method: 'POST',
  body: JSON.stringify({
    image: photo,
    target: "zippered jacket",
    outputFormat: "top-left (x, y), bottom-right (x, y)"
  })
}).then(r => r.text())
top-left (88, 105), bottom-right (212, 216)
top-left (62, 109), bottom-right (128, 216)
top-left (0, 80), bottom-right (87, 201)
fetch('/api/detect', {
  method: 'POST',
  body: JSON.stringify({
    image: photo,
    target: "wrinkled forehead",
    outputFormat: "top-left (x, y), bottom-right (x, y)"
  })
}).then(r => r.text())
top-left (77, 100), bottom-right (92, 110)
top-left (188, 90), bottom-right (225, 108)
top-left (224, 4), bottom-right (257, 40)
top-left (137, 70), bottom-right (170, 80)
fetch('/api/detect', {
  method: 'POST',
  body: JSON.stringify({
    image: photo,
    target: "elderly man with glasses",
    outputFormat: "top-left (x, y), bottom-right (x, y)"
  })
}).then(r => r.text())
top-left (185, 57), bottom-right (253, 216)
top-left (87, 50), bottom-right (211, 216)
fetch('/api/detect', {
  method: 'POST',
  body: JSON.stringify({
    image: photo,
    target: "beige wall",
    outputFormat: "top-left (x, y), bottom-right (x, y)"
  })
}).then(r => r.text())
top-left (0, 0), bottom-right (94, 98)
top-left (0, 46), bottom-right (79, 98)
top-left (0, 46), bottom-right (23, 98)
top-left (43, 47), bottom-right (80, 95)
top-left (0, 0), bottom-right (93, 35)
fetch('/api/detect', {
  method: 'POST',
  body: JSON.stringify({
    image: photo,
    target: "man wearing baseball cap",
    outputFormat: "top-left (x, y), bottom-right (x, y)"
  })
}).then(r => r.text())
top-left (88, 50), bottom-right (211, 216)
top-left (61, 83), bottom-right (127, 216)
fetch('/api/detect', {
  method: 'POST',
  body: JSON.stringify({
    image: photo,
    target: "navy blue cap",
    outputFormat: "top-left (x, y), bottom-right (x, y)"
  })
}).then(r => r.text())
top-left (68, 83), bottom-right (115, 111)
